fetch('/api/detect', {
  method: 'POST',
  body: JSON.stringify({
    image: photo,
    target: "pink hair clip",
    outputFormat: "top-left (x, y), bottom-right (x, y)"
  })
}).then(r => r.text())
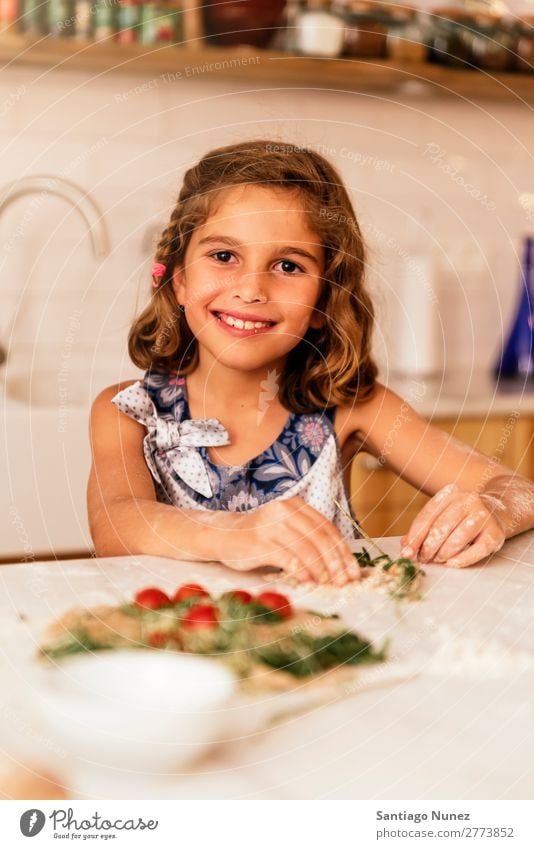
top-left (151, 262), bottom-right (167, 288)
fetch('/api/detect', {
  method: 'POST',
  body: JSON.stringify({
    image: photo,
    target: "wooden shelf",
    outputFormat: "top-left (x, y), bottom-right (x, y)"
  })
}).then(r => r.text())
top-left (1, 32), bottom-right (534, 102)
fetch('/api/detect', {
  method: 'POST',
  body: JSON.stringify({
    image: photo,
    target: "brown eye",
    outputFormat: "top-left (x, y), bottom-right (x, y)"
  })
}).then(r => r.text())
top-left (275, 260), bottom-right (303, 275)
top-left (211, 251), bottom-right (234, 263)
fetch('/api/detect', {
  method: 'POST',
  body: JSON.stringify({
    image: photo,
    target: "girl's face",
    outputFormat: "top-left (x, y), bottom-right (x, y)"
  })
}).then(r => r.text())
top-left (173, 184), bottom-right (325, 373)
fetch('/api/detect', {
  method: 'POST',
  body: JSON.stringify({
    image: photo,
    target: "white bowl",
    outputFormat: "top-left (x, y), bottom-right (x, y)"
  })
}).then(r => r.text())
top-left (34, 651), bottom-right (236, 772)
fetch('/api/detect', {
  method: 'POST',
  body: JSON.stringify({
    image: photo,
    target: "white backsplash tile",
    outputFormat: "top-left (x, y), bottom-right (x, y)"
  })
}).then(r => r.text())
top-left (2, 66), bottom-right (533, 382)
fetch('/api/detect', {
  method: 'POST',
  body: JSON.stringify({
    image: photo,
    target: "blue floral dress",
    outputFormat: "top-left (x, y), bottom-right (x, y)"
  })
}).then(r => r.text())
top-left (111, 369), bottom-right (360, 540)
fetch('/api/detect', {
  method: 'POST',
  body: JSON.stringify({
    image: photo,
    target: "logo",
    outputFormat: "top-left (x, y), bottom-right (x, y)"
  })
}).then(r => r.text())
top-left (20, 809), bottom-right (46, 837)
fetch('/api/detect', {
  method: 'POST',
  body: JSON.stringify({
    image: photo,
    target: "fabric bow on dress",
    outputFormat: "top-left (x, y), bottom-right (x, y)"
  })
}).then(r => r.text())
top-left (111, 382), bottom-right (230, 498)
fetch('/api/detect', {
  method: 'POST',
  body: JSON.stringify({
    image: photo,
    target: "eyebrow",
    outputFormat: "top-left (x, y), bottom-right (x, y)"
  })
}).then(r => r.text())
top-left (197, 235), bottom-right (321, 267)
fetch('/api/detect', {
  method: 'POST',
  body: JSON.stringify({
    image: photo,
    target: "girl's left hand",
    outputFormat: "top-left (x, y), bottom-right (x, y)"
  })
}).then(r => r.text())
top-left (399, 483), bottom-right (507, 568)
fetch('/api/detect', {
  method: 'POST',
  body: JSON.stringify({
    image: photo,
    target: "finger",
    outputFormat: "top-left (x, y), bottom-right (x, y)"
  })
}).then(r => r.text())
top-left (297, 503), bottom-right (360, 582)
top-left (400, 483), bottom-right (461, 558)
top-left (434, 511), bottom-right (493, 562)
top-left (228, 539), bottom-right (312, 580)
top-left (418, 501), bottom-right (478, 563)
top-left (282, 556), bottom-right (315, 586)
top-left (444, 529), bottom-right (505, 568)
top-left (300, 519), bottom-right (359, 586)
top-left (251, 548), bottom-right (315, 584)
top-left (307, 523), bottom-right (360, 585)
top-left (286, 511), bottom-right (345, 584)
top-left (282, 528), bottom-right (330, 584)
top-left (262, 500), bottom-right (328, 581)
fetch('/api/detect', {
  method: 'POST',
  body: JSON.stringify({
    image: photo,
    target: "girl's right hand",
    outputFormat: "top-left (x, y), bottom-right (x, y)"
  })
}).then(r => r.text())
top-left (220, 496), bottom-right (360, 587)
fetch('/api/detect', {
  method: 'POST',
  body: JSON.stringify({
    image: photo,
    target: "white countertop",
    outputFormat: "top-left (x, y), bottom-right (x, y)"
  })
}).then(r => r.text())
top-left (1, 531), bottom-right (533, 800)
top-left (388, 372), bottom-right (534, 418)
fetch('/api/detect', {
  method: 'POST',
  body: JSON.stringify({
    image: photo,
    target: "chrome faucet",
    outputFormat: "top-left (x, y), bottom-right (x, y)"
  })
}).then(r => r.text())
top-left (0, 176), bottom-right (110, 368)
top-left (0, 175), bottom-right (110, 259)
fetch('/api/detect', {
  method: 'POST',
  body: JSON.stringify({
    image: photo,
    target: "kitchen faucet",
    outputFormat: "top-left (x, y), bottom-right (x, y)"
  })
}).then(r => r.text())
top-left (0, 174), bottom-right (110, 259)
top-left (0, 175), bottom-right (110, 367)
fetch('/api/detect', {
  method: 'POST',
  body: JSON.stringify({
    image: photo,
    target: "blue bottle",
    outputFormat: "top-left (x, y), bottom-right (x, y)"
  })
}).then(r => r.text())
top-left (494, 236), bottom-right (534, 385)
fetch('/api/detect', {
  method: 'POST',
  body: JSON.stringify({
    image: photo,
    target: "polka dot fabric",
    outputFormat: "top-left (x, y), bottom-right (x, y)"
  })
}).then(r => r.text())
top-left (111, 370), bottom-right (360, 541)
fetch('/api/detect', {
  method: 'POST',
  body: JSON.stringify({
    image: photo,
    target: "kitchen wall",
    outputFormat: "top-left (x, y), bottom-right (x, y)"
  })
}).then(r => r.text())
top-left (1, 64), bottom-right (533, 394)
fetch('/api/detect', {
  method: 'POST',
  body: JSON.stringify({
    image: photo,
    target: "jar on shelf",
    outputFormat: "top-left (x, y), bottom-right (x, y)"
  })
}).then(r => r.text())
top-left (139, 2), bottom-right (182, 44)
top-left (428, 6), bottom-right (474, 67)
top-left (465, 12), bottom-right (517, 72)
top-left (116, 0), bottom-right (140, 44)
top-left (0, 0), bottom-right (18, 32)
top-left (333, 0), bottom-right (387, 58)
top-left (73, 0), bottom-right (93, 40)
top-left (19, 0), bottom-right (47, 34)
top-left (294, 0), bottom-right (345, 57)
top-left (93, 0), bottom-right (116, 41)
top-left (48, 0), bottom-right (75, 37)
top-left (516, 16), bottom-right (534, 73)
top-left (201, 0), bottom-right (287, 48)
top-left (384, 4), bottom-right (430, 62)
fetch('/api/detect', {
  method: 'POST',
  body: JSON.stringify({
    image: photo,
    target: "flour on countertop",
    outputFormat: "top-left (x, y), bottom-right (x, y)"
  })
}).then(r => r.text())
top-left (425, 625), bottom-right (534, 678)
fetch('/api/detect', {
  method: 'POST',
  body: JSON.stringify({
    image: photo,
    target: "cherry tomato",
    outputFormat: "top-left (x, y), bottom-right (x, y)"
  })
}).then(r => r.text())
top-left (173, 583), bottom-right (210, 604)
top-left (134, 587), bottom-right (172, 610)
top-left (181, 603), bottom-right (219, 630)
top-left (148, 631), bottom-right (182, 649)
top-left (255, 591), bottom-right (293, 619)
top-left (222, 589), bottom-right (253, 604)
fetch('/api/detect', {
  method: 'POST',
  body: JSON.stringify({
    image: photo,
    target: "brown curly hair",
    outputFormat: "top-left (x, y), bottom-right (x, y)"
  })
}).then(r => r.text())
top-left (129, 139), bottom-right (378, 413)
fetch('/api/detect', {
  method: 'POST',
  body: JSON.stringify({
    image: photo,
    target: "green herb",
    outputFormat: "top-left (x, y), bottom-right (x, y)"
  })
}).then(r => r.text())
top-left (253, 630), bottom-right (385, 678)
top-left (118, 603), bottom-right (144, 618)
top-left (40, 630), bottom-right (110, 660)
top-left (217, 597), bottom-right (284, 625)
top-left (334, 499), bottom-right (425, 600)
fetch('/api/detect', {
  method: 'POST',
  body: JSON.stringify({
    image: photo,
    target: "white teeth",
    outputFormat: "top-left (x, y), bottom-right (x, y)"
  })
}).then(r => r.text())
top-left (218, 313), bottom-right (271, 330)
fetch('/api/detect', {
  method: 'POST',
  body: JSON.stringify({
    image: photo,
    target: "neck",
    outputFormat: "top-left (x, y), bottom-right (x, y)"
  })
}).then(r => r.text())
top-left (188, 351), bottom-right (286, 412)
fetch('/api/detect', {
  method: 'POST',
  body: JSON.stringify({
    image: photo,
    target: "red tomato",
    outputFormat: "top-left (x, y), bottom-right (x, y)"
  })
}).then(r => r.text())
top-left (134, 587), bottom-right (172, 610)
top-left (148, 631), bottom-right (182, 649)
top-left (173, 583), bottom-right (210, 603)
top-left (255, 591), bottom-right (293, 619)
top-left (222, 589), bottom-right (253, 604)
top-left (181, 603), bottom-right (219, 630)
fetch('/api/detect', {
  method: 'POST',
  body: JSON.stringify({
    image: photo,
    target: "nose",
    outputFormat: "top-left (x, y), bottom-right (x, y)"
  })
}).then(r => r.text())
top-left (229, 269), bottom-right (268, 304)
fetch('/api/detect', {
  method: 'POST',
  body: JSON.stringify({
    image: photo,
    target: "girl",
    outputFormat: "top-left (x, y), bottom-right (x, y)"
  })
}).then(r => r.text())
top-left (87, 140), bottom-right (534, 587)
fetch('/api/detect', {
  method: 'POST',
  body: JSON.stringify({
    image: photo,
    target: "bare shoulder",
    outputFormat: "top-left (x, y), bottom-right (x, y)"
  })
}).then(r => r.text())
top-left (89, 380), bottom-right (146, 443)
top-left (91, 380), bottom-right (139, 413)
top-left (334, 381), bottom-right (403, 449)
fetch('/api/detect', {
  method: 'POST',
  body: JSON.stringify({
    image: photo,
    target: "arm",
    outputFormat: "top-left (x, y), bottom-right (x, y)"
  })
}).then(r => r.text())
top-left (349, 383), bottom-right (534, 567)
top-left (87, 386), bottom-right (358, 583)
top-left (87, 383), bottom-right (239, 561)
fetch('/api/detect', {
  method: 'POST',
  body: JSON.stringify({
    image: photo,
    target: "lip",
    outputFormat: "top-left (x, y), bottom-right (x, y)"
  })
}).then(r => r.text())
top-left (211, 309), bottom-right (277, 338)
top-left (210, 309), bottom-right (277, 323)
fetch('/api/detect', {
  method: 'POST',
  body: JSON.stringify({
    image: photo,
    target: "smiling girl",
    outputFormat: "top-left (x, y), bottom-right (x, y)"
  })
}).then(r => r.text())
top-left (87, 140), bottom-right (534, 586)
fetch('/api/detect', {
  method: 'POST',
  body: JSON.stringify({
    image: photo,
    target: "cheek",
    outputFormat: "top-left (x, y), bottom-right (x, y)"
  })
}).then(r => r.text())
top-left (284, 291), bottom-right (319, 332)
top-left (182, 273), bottom-right (227, 309)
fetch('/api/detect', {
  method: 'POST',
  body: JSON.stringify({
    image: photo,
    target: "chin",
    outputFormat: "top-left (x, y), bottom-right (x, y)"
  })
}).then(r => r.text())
top-left (215, 351), bottom-right (275, 372)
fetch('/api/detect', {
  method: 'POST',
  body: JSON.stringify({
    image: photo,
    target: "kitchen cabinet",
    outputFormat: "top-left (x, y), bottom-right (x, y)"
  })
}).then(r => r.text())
top-left (350, 414), bottom-right (534, 537)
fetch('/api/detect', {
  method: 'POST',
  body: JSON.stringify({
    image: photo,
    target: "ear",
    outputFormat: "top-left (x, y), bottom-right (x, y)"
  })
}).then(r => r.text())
top-left (172, 266), bottom-right (187, 308)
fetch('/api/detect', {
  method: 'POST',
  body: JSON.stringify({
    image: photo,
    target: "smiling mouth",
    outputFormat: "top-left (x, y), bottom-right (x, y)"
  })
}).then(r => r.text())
top-left (211, 311), bottom-right (277, 332)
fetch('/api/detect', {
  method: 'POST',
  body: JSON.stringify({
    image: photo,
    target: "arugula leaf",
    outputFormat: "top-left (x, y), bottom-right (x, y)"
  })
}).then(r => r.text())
top-left (253, 630), bottom-right (386, 678)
